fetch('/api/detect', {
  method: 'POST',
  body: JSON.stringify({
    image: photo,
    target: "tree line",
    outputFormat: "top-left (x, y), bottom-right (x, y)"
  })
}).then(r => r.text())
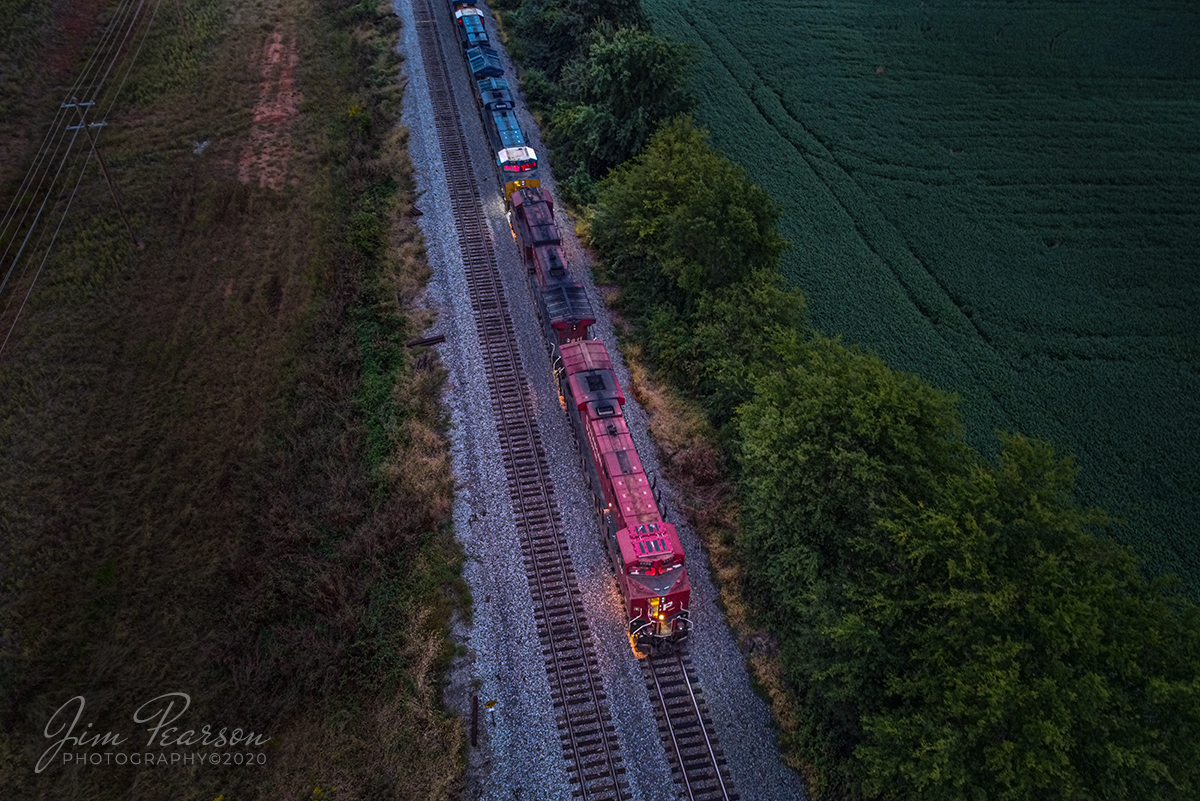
top-left (491, 2), bottom-right (1200, 798)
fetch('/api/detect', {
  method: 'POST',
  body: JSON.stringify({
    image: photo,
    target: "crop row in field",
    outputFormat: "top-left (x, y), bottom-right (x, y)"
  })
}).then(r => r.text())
top-left (643, 0), bottom-right (1200, 593)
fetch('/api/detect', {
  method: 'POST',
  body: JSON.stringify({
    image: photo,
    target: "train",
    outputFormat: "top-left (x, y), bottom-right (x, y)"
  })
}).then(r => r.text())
top-left (556, 339), bottom-right (692, 649)
top-left (450, 0), bottom-right (539, 202)
top-left (451, 0), bottom-right (691, 651)
top-left (508, 187), bottom-right (594, 345)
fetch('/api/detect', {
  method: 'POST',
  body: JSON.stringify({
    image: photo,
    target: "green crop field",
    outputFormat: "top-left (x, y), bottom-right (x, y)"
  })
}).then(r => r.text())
top-left (643, 0), bottom-right (1200, 593)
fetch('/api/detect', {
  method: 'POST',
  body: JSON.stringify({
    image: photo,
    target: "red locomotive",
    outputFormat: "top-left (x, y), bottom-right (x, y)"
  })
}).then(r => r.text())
top-left (556, 340), bottom-right (691, 650)
top-left (509, 186), bottom-right (594, 345)
top-left (448, 0), bottom-right (690, 653)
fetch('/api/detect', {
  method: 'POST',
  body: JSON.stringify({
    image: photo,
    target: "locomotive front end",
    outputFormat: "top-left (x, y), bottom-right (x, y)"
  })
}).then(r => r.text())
top-left (619, 522), bottom-right (692, 650)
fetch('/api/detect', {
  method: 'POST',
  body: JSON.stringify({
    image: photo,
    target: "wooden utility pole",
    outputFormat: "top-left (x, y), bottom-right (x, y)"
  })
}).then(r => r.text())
top-left (66, 98), bottom-right (143, 250)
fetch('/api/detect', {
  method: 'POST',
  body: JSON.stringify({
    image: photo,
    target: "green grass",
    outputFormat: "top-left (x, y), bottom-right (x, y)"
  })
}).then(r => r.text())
top-left (0, 0), bottom-right (464, 796)
top-left (643, 0), bottom-right (1200, 595)
top-left (0, 0), bottom-right (54, 118)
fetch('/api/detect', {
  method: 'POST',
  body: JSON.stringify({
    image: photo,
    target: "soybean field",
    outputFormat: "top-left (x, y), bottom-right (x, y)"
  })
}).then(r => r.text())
top-left (643, 0), bottom-right (1200, 594)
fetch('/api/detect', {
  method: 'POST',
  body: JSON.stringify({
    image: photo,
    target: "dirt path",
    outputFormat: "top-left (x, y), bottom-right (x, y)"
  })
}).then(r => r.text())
top-left (238, 27), bottom-right (302, 189)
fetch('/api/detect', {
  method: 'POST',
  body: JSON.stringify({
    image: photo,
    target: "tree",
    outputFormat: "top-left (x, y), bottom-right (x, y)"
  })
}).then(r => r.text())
top-left (735, 337), bottom-right (966, 585)
top-left (732, 338), bottom-right (968, 794)
top-left (549, 27), bottom-right (696, 178)
top-left (589, 116), bottom-right (789, 304)
top-left (854, 435), bottom-right (1200, 801)
top-left (507, 0), bottom-right (648, 81)
top-left (645, 269), bottom-right (807, 427)
top-left (738, 414), bottom-right (1200, 800)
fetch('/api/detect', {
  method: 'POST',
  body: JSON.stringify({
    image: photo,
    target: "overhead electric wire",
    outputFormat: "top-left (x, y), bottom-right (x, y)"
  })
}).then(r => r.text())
top-left (0, 135), bottom-right (92, 356)
top-left (0, 0), bottom-right (167, 357)
top-left (0, 0), bottom-right (143, 289)
top-left (110, 0), bottom-right (170, 120)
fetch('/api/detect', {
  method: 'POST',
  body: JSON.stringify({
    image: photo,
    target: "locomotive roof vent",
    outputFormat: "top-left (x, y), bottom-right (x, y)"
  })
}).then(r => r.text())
top-left (606, 422), bottom-right (618, 435)
top-left (597, 404), bottom-right (615, 417)
top-left (586, 374), bottom-right (604, 391)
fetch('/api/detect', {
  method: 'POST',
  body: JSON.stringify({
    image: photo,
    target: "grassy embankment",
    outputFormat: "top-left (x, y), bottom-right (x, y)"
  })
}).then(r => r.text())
top-left (0, 0), bottom-right (465, 797)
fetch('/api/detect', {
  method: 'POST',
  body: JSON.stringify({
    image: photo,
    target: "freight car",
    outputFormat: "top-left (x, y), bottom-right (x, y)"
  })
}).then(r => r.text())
top-left (509, 186), bottom-right (594, 344)
top-left (556, 340), bottom-right (691, 650)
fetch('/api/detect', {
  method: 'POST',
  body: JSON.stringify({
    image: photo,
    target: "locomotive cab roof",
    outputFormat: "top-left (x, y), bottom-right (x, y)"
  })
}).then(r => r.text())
top-left (497, 146), bottom-right (537, 171)
top-left (455, 10), bottom-right (488, 49)
top-left (560, 340), bottom-right (624, 411)
top-left (502, 178), bottom-right (540, 200)
top-left (617, 521), bottom-right (686, 582)
top-left (509, 184), bottom-right (552, 208)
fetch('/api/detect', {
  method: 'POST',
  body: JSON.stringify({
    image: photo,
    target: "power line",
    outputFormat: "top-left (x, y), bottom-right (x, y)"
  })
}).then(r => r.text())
top-left (0, 0), bottom-right (168, 357)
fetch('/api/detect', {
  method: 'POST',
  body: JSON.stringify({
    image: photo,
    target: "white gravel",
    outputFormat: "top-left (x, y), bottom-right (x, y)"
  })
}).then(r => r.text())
top-left (395, 1), bottom-right (810, 798)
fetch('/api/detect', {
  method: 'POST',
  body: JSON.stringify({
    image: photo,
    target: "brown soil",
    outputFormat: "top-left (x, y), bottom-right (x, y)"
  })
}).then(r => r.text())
top-left (42, 0), bottom-right (115, 81)
top-left (237, 27), bottom-right (302, 189)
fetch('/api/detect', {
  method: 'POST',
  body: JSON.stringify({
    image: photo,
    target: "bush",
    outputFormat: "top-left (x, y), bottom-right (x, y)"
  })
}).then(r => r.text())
top-left (548, 26), bottom-right (695, 179)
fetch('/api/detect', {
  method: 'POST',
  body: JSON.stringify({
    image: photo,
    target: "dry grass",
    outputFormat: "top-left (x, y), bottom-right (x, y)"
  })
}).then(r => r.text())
top-left (0, 0), bottom-right (464, 797)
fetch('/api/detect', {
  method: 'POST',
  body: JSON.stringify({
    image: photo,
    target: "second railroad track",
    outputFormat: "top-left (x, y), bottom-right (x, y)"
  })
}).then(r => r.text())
top-left (412, 1), bottom-right (629, 798)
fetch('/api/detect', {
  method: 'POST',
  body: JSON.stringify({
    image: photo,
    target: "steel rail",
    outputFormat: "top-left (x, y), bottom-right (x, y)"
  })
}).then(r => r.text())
top-left (645, 649), bottom-right (738, 801)
top-left (410, 1), bottom-right (628, 797)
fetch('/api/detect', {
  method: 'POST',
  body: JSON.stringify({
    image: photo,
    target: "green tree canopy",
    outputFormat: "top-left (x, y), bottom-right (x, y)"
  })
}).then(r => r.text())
top-left (733, 340), bottom-right (969, 790)
top-left (589, 116), bottom-right (789, 305)
top-left (854, 435), bottom-right (1200, 801)
top-left (644, 269), bottom-right (807, 427)
top-left (549, 27), bottom-right (696, 179)
top-left (735, 337), bottom-right (966, 582)
top-left (503, 0), bottom-right (648, 81)
top-left (736, 381), bottom-right (1200, 800)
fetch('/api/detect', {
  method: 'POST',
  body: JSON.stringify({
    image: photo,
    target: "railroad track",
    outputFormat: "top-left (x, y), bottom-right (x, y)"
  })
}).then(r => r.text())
top-left (411, 1), bottom-right (630, 798)
top-left (644, 649), bottom-right (738, 801)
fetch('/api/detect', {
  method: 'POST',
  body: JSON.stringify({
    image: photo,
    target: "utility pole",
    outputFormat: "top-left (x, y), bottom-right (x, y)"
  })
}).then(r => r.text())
top-left (66, 98), bottom-right (143, 250)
